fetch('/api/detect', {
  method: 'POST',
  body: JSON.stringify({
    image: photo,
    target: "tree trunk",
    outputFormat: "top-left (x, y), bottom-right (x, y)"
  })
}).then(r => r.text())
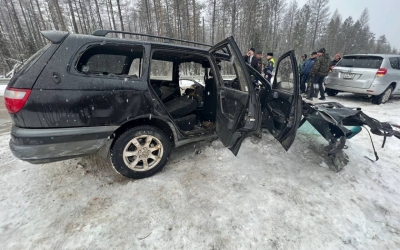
top-left (17, 0), bottom-right (36, 47)
top-left (93, 0), bottom-right (103, 29)
top-left (192, 0), bottom-right (196, 41)
top-left (105, 0), bottom-right (113, 29)
top-left (54, 0), bottom-right (67, 30)
top-left (9, 0), bottom-right (31, 54)
top-left (173, 0), bottom-right (178, 38)
top-left (158, 0), bottom-right (164, 36)
top-left (87, 0), bottom-right (98, 30)
top-left (78, 0), bottom-right (89, 33)
top-left (116, 0), bottom-right (125, 37)
top-left (211, 0), bottom-right (216, 44)
top-left (231, 0), bottom-right (236, 37)
top-left (202, 16), bottom-right (205, 43)
top-left (28, 0), bottom-right (43, 46)
top-left (144, 0), bottom-right (152, 34)
top-left (67, 0), bottom-right (79, 33)
top-left (185, 0), bottom-right (191, 40)
top-left (73, 0), bottom-right (85, 33)
top-left (34, 0), bottom-right (46, 30)
top-left (152, 0), bottom-right (160, 35)
top-left (109, 0), bottom-right (117, 31)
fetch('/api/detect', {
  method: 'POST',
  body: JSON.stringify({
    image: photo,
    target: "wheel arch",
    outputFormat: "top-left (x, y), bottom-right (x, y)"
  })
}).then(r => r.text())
top-left (112, 115), bottom-right (176, 146)
top-left (389, 82), bottom-right (397, 91)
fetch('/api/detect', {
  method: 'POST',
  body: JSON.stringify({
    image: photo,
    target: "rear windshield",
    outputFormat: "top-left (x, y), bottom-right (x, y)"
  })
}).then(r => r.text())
top-left (14, 43), bottom-right (51, 75)
top-left (336, 56), bottom-right (383, 69)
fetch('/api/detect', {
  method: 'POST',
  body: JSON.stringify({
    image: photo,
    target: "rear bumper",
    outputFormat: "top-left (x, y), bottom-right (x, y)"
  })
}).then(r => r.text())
top-left (9, 125), bottom-right (117, 164)
top-left (325, 80), bottom-right (389, 96)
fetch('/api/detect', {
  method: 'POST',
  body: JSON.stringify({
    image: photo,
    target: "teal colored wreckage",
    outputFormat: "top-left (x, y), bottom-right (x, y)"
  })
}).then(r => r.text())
top-left (297, 101), bottom-right (400, 171)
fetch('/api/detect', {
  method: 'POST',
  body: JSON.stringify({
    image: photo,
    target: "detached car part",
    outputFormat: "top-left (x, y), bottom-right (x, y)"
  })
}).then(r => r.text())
top-left (301, 101), bottom-right (400, 171)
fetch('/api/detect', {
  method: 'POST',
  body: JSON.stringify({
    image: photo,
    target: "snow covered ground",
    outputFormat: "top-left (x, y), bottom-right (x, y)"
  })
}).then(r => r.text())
top-left (0, 94), bottom-right (400, 249)
top-left (0, 85), bottom-right (6, 96)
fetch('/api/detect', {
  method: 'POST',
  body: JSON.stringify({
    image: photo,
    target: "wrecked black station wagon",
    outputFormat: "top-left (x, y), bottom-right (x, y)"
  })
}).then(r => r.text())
top-left (5, 30), bottom-right (399, 179)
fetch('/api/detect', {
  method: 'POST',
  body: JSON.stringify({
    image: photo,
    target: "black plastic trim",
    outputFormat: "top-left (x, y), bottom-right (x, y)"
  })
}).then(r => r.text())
top-left (41, 30), bottom-right (69, 44)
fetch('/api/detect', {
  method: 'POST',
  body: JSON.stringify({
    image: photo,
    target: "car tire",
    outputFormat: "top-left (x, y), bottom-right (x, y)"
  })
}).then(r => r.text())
top-left (110, 126), bottom-right (171, 179)
top-left (371, 86), bottom-right (393, 105)
top-left (325, 88), bottom-right (339, 96)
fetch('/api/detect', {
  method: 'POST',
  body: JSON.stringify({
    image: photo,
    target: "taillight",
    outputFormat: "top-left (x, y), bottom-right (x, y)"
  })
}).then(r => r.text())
top-left (4, 88), bottom-right (31, 114)
top-left (376, 68), bottom-right (387, 77)
top-left (329, 66), bottom-right (335, 73)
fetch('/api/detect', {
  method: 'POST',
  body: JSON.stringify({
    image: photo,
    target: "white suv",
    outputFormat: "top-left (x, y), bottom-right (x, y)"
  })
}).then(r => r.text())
top-left (325, 54), bottom-right (400, 104)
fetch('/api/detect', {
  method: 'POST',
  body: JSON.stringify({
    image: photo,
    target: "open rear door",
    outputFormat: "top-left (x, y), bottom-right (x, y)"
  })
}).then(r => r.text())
top-left (209, 37), bottom-right (261, 155)
top-left (262, 50), bottom-right (302, 150)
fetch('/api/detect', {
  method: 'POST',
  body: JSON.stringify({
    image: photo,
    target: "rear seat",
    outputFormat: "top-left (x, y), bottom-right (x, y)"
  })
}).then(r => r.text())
top-left (159, 86), bottom-right (176, 102)
top-left (164, 96), bottom-right (197, 118)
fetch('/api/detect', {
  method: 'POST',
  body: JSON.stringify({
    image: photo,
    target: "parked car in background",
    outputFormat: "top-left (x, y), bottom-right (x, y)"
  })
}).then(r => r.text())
top-left (325, 54), bottom-right (400, 104)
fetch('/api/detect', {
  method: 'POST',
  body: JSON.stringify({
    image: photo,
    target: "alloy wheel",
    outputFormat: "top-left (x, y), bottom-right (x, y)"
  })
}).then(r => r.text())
top-left (382, 87), bottom-right (392, 103)
top-left (122, 135), bottom-right (164, 171)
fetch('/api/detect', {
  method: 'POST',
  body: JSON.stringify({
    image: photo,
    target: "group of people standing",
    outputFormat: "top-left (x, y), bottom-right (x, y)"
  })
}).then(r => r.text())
top-left (243, 47), bottom-right (342, 101)
top-left (243, 48), bottom-right (275, 81)
top-left (299, 50), bottom-right (342, 100)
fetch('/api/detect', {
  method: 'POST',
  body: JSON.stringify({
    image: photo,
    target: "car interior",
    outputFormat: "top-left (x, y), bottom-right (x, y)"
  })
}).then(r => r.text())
top-left (149, 50), bottom-right (219, 133)
top-left (75, 44), bottom-right (244, 134)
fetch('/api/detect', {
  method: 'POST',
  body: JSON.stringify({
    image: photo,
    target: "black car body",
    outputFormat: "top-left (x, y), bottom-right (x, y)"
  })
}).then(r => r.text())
top-left (5, 30), bottom-right (302, 178)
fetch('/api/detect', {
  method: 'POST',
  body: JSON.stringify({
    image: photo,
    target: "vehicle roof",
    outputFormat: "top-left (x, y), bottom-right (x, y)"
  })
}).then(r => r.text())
top-left (69, 33), bottom-right (211, 53)
top-left (343, 54), bottom-right (399, 58)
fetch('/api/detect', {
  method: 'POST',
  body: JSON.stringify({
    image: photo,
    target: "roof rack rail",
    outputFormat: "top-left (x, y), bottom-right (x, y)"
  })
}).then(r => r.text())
top-left (92, 30), bottom-right (213, 47)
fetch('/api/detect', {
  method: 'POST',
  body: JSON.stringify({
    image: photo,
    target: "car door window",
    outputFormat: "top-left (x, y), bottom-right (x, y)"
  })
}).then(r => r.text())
top-left (212, 46), bottom-right (251, 122)
top-left (273, 56), bottom-right (294, 92)
top-left (76, 44), bottom-right (144, 78)
top-left (389, 57), bottom-right (399, 70)
top-left (218, 55), bottom-right (248, 92)
top-left (86, 54), bottom-right (126, 74)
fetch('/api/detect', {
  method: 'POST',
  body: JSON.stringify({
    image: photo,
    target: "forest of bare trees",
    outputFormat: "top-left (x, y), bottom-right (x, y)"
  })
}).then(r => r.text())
top-left (0, 0), bottom-right (398, 74)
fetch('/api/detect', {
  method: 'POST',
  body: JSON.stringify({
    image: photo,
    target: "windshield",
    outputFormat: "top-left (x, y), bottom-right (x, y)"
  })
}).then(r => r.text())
top-left (336, 56), bottom-right (383, 69)
top-left (14, 43), bottom-right (51, 74)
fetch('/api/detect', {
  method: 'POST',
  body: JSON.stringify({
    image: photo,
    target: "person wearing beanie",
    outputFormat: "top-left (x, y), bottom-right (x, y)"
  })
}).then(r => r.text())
top-left (307, 48), bottom-right (331, 100)
top-left (263, 52), bottom-right (275, 81)
top-left (243, 47), bottom-right (258, 70)
top-left (255, 51), bottom-right (263, 73)
top-left (300, 52), bottom-right (318, 94)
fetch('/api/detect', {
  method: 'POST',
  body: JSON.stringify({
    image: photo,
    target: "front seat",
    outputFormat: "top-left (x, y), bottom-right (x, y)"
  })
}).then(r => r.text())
top-left (202, 77), bottom-right (217, 121)
top-left (164, 96), bottom-right (197, 118)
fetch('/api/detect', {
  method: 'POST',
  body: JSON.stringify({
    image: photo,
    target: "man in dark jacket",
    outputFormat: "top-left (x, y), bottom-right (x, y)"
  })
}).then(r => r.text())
top-left (298, 54), bottom-right (307, 79)
top-left (255, 51), bottom-right (263, 73)
top-left (331, 53), bottom-right (341, 67)
top-left (307, 48), bottom-right (331, 100)
top-left (243, 48), bottom-right (258, 70)
top-left (300, 52), bottom-right (317, 94)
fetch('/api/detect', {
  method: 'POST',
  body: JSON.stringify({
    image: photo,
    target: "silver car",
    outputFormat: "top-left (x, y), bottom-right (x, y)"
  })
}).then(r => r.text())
top-left (325, 54), bottom-right (400, 104)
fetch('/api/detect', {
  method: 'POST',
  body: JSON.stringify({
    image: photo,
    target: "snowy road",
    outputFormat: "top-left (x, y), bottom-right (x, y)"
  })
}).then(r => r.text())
top-left (1, 94), bottom-right (400, 249)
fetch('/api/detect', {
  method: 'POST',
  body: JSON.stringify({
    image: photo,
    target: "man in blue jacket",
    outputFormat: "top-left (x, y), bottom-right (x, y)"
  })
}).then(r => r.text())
top-left (300, 51), bottom-right (317, 94)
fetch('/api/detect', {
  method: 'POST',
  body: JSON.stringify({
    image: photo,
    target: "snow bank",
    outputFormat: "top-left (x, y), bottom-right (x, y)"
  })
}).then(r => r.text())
top-left (0, 85), bottom-right (6, 96)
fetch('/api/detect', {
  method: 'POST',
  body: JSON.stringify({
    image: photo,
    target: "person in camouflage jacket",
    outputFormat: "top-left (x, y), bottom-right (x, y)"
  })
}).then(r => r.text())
top-left (307, 48), bottom-right (331, 100)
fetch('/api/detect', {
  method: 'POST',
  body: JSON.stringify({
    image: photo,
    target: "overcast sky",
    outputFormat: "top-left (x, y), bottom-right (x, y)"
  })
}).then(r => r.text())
top-left (296, 0), bottom-right (400, 50)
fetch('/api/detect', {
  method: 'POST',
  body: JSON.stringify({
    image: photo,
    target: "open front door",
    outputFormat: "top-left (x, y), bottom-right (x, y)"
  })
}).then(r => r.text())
top-left (262, 50), bottom-right (302, 150)
top-left (209, 37), bottom-right (261, 155)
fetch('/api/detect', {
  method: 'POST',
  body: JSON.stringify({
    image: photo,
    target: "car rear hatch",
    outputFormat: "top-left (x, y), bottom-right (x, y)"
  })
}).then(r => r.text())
top-left (329, 55), bottom-right (383, 89)
top-left (5, 31), bottom-right (69, 115)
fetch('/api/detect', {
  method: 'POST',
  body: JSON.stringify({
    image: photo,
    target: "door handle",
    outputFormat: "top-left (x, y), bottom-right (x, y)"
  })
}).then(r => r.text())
top-left (219, 89), bottom-right (226, 114)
